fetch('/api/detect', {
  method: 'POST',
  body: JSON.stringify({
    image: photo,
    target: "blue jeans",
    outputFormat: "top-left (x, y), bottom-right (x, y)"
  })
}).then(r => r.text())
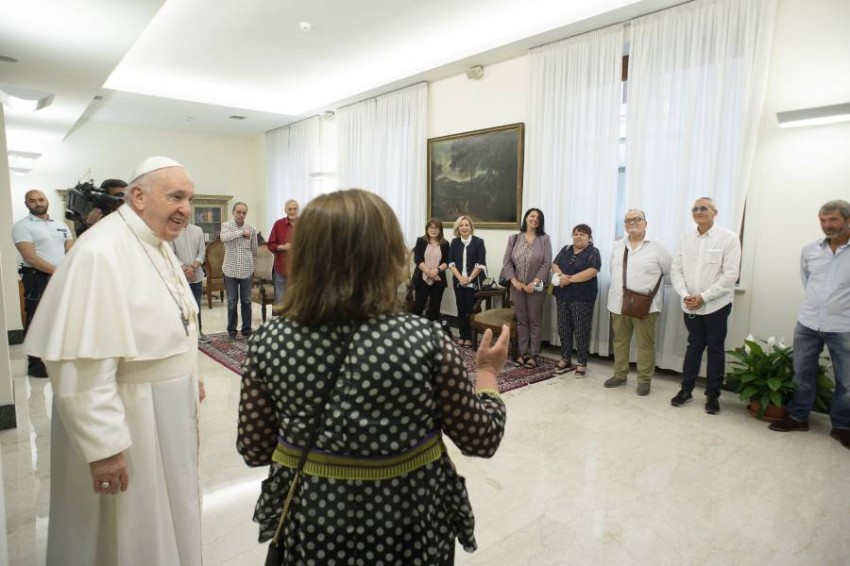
top-left (680, 303), bottom-right (731, 398)
top-left (788, 322), bottom-right (850, 429)
top-left (224, 275), bottom-right (253, 333)
top-left (189, 282), bottom-right (203, 332)
top-left (273, 271), bottom-right (287, 304)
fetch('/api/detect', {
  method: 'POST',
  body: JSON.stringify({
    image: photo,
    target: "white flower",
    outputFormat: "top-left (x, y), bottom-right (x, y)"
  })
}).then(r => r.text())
top-left (767, 336), bottom-right (776, 350)
top-left (744, 333), bottom-right (755, 353)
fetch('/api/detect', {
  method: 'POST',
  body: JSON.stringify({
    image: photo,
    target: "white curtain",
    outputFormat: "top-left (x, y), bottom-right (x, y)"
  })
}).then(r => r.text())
top-left (337, 83), bottom-right (427, 246)
top-left (526, 25), bottom-right (625, 355)
top-left (336, 99), bottom-right (377, 190)
top-left (264, 117), bottom-right (321, 229)
top-left (625, 0), bottom-right (776, 370)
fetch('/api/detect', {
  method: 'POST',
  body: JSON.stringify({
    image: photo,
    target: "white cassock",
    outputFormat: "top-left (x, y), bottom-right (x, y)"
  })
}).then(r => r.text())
top-left (25, 204), bottom-right (202, 566)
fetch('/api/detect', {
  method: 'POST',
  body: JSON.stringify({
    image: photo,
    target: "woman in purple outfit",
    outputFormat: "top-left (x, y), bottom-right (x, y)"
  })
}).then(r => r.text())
top-left (501, 208), bottom-right (552, 367)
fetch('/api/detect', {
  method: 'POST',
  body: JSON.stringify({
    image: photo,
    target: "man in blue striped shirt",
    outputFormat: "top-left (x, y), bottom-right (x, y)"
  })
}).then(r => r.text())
top-left (770, 199), bottom-right (850, 450)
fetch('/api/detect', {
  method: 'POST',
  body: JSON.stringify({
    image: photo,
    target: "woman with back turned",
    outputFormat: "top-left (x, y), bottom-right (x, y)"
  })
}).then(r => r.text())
top-left (237, 189), bottom-right (509, 565)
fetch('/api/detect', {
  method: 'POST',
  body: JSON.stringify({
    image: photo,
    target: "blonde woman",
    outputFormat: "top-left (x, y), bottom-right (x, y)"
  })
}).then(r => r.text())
top-left (448, 215), bottom-right (486, 348)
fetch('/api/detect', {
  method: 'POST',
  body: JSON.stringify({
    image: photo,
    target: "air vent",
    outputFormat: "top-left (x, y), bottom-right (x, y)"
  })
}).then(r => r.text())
top-left (228, 115), bottom-right (247, 120)
top-left (0, 55), bottom-right (18, 63)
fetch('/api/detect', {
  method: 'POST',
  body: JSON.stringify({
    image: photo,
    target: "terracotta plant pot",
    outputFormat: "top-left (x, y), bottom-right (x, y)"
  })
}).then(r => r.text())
top-left (747, 401), bottom-right (788, 423)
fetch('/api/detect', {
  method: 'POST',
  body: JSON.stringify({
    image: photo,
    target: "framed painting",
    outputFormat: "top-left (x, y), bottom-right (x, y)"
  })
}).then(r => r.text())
top-left (427, 122), bottom-right (524, 229)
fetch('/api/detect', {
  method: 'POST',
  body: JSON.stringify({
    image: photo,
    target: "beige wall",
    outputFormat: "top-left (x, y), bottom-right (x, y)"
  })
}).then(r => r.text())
top-left (3, 121), bottom-right (265, 333)
top-left (742, 0), bottom-right (850, 343)
top-left (427, 56), bottom-right (530, 316)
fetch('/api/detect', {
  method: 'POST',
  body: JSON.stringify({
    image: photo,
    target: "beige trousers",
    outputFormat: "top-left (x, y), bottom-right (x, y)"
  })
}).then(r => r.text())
top-left (612, 312), bottom-right (659, 383)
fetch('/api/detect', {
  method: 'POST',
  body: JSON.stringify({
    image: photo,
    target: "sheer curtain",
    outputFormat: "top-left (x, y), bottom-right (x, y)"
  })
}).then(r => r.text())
top-left (264, 117), bottom-right (321, 228)
top-left (337, 83), bottom-right (427, 245)
top-left (625, 0), bottom-right (776, 369)
top-left (526, 25), bottom-right (624, 354)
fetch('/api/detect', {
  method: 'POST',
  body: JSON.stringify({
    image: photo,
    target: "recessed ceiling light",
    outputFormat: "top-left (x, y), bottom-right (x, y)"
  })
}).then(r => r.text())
top-left (228, 115), bottom-right (246, 120)
top-left (299, 22), bottom-right (312, 32)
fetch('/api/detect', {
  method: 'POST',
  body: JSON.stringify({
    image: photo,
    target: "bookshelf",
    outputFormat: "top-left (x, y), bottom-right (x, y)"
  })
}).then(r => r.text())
top-left (191, 194), bottom-right (233, 243)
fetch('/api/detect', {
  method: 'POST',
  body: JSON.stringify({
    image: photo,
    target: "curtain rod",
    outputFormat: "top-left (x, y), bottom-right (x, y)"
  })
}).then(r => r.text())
top-left (528, 0), bottom-right (694, 52)
top-left (265, 114), bottom-right (321, 135)
top-left (335, 81), bottom-right (427, 112)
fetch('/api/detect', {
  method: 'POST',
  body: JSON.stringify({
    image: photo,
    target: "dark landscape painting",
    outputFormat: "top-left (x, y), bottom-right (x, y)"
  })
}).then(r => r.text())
top-left (428, 123), bottom-right (524, 228)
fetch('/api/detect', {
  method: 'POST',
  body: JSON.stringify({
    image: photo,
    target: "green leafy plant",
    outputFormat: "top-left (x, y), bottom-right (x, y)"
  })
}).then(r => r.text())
top-left (725, 337), bottom-right (796, 418)
top-left (725, 336), bottom-right (833, 419)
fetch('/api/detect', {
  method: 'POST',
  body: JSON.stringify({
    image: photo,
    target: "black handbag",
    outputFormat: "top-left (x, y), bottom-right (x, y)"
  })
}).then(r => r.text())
top-left (265, 325), bottom-right (358, 566)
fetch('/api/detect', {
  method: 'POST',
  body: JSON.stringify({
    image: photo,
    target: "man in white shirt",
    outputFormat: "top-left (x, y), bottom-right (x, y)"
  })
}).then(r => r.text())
top-left (769, 199), bottom-right (850, 450)
top-left (25, 156), bottom-right (205, 564)
top-left (670, 197), bottom-right (741, 414)
top-left (172, 219), bottom-right (207, 341)
top-left (220, 202), bottom-right (257, 338)
top-left (12, 189), bottom-right (73, 377)
top-left (605, 209), bottom-right (672, 396)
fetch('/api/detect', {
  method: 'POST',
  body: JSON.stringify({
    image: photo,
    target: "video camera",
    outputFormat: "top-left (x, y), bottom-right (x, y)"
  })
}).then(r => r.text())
top-left (65, 180), bottom-right (125, 223)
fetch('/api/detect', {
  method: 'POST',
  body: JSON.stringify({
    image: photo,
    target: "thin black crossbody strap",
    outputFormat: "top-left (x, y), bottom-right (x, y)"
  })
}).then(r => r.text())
top-left (269, 323), bottom-right (359, 545)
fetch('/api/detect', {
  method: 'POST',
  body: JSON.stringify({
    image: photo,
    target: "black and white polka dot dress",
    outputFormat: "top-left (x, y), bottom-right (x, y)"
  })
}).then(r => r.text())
top-left (238, 312), bottom-right (506, 565)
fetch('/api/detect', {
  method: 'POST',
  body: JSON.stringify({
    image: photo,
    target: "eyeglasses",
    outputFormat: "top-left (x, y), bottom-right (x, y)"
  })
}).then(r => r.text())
top-left (624, 217), bottom-right (644, 225)
top-left (691, 206), bottom-right (712, 213)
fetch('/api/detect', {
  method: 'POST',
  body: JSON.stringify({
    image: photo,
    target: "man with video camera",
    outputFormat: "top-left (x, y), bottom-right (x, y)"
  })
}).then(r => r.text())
top-left (73, 178), bottom-right (128, 236)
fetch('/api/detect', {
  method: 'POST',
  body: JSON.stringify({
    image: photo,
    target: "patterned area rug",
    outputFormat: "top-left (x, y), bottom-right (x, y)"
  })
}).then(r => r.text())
top-left (199, 332), bottom-right (557, 393)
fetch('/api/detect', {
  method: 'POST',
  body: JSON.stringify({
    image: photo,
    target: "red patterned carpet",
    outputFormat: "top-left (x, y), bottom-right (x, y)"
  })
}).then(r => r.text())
top-left (199, 332), bottom-right (557, 393)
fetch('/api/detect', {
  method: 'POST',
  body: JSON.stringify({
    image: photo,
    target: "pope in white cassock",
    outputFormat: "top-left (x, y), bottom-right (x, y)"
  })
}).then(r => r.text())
top-left (25, 156), bottom-right (205, 565)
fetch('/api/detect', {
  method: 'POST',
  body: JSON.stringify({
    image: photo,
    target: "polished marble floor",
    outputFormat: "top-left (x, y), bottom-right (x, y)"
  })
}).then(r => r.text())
top-left (3, 302), bottom-right (849, 565)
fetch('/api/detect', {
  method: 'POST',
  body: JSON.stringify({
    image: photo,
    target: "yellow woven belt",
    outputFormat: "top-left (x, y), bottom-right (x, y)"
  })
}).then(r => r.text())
top-left (271, 433), bottom-right (445, 481)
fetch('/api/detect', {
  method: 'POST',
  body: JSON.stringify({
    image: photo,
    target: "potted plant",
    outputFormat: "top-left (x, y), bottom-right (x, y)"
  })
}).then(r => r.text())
top-left (725, 335), bottom-right (833, 421)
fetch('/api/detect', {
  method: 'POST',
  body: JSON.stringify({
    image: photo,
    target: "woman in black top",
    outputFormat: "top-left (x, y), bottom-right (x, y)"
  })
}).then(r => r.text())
top-left (411, 218), bottom-right (450, 321)
top-left (448, 215), bottom-right (486, 348)
top-left (551, 224), bottom-right (601, 377)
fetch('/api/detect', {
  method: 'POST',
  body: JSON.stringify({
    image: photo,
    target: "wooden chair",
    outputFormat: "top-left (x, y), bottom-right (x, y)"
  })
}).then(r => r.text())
top-left (470, 287), bottom-right (518, 357)
top-left (203, 239), bottom-right (225, 309)
top-left (251, 246), bottom-right (275, 323)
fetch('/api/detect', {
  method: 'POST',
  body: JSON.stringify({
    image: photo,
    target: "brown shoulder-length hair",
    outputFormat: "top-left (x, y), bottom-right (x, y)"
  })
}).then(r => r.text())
top-left (280, 188), bottom-right (408, 325)
top-left (423, 217), bottom-right (446, 244)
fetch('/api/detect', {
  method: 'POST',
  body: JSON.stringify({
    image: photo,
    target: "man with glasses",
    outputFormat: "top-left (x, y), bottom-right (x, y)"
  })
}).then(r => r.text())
top-left (768, 199), bottom-right (850, 450)
top-left (605, 209), bottom-right (671, 395)
top-left (670, 197), bottom-right (741, 414)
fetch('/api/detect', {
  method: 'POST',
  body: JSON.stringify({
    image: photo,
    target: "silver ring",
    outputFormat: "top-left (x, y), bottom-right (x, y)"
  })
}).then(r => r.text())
top-left (100, 481), bottom-right (111, 489)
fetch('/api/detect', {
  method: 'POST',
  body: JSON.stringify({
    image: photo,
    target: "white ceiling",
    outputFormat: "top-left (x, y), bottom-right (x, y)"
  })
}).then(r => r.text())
top-left (1, 0), bottom-right (684, 155)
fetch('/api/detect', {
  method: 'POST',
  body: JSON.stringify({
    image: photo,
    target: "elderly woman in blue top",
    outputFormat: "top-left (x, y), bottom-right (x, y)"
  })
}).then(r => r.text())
top-left (448, 215), bottom-right (486, 348)
top-left (551, 224), bottom-right (601, 377)
top-left (502, 208), bottom-right (552, 367)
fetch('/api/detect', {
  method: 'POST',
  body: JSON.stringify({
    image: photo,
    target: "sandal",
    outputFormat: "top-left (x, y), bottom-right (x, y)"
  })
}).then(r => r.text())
top-left (574, 365), bottom-right (587, 377)
top-left (515, 355), bottom-right (528, 366)
top-left (524, 357), bottom-right (538, 369)
top-left (554, 360), bottom-right (574, 375)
